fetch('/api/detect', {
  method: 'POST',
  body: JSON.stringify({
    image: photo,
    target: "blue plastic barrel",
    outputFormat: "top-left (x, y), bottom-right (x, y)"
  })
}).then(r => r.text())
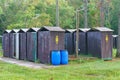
top-left (60, 50), bottom-right (68, 64)
top-left (51, 50), bottom-right (61, 65)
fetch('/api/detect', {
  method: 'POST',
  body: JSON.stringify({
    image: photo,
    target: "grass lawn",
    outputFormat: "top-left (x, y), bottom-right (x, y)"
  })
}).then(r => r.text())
top-left (0, 58), bottom-right (120, 80)
top-left (0, 48), bottom-right (119, 80)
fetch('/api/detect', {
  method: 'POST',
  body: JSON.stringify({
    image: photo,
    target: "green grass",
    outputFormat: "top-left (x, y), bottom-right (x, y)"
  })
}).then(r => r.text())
top-left (113, 48), bottom-right (117, 58)
top-left (0, 43), bottom-right (3, 57)
top-left (0, 46), bottom-right (119, 80)
top-left (0, 58), bottom-right (120, 80)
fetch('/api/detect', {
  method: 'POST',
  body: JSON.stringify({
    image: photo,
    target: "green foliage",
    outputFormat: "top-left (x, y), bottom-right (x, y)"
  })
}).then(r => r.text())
top-left (0, 7), bottom-right (3, 14)
top-left (113, 48), bottom-right (117, 58)
top-left (0, 0), bottom-right (76, 33)
top-left (29, 13), bottom-right (52, 27)
top-left (88, 0), bottom-right (100, 27)
top-left (110, 0), bottom-right (120, 34)
top-left (67, 0), bottom-right (83, 9)
top-left (0, 0), bottom-right (119, 34)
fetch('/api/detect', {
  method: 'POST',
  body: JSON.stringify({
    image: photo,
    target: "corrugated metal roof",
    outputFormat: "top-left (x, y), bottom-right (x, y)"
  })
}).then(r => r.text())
top-left (40, 26), bottom-right (65, 32)
top-left (73, 28), bottom-right (90, 32)
top-left (10, 29), bottom-right (19, 33)
top-left (4, 30), bottom-right (11, 33)
top-left (65, 29), bottom-right (76, 33)
top-left (27, 28), bottom-right (40, 32)
top-left (18, 28), bottom-right (28, 32)
top-left (31, 28), bottom-right (40, 31)
top-left (79, 28), bottom-right (90, 32)
top-left (13, 29), bottom-right (20, 33)
top-left (21, 29), bottom-right (28, 32)
top-left (90, 27), bottom-right (113, 32)
top-left (112, 35), bottom-right (118, 37)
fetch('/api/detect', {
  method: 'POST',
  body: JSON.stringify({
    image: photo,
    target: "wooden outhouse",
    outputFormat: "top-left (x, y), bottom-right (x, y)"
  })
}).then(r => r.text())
top-left (18, 29), bottom-right (28, 60)
top-left (26, 28), bottom-right (40, 62)
top-left (74, 28), bottom-right (90, 54)
top-left (9, 29), bottom-right (19, 59)
top-left (65, 29), bottom-right (75, 54)
top-left (112, 35), bottom-right (118, 48)
top-left (3, 30), bottom-right (11, 57)
top-left (87, 27), bottom-right (113, 60)
top-left (37, 26), bottom-right (65, 64)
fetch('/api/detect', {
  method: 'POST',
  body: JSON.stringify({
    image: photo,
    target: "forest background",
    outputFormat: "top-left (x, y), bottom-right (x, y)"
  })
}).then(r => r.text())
top-left (0, 0), bottom-right (119, 34)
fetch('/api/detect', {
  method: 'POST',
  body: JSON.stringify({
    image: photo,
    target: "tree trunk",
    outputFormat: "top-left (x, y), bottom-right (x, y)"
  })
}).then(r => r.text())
top-left (116, 13), bottom-right (120, 57)
top-left (76, 9), bottom-right (79, 58)
top-left (83, 0), bottom-right (88, 28)
top-left (100, 0), bottom-right (104, 27)
top-left (56, 0), bottom-right (59, 27)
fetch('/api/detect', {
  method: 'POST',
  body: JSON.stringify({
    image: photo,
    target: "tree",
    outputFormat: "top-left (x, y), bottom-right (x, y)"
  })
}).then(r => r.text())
top-left (110, 0), bottom-right (120, 34)
top-left (99, 0), bottom-right (105, 27)
top-left (116, 13), bottom-right (120, 57)
top-left (56, 0), bottom-right (59, 26)
top-left (88, 0), bottom-right (100, 27)
top-left (83, 0), bottom-right (88, 28)
top-left (104, 0), bottom-right (111, 28)
top-left (0, 0), bottom-right (120, 35)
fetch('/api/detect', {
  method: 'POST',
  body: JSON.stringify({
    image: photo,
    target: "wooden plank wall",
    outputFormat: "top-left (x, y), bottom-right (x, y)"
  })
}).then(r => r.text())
top-left (27, 32), bottom-right (37, 62)
top-left (3, 34), bottom-right (10, 57)
top-left (19, 33), bottom-right (27, 60)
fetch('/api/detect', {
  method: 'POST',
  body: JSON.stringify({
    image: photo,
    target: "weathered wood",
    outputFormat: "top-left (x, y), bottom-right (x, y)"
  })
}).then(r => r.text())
top-left (65, 30), bottom-right (74, 54)
top-left (37, 27), bottom-right (65, 64)
top-left (87, 27), bottom-right (113, 60)
top-left (3, 33), bottom-right (10, 57)
top-left (9, 33), bottom-right (15, 58)
top-left (19, 33), bottom-right (27, 60)
top-left (10, 29), bottom-right (20, 59)
top-left (74, 32), bottom-right (86, 54)
top-left (27, 32), bottom-right (37, 62)
top-left (74, 28), bottom-right (89, 55)
top-left (26, 28), bottom-right (40, 62)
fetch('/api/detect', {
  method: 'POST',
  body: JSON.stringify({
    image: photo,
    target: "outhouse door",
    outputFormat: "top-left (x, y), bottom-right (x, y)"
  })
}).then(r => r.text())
top-left (102, 32), bottom-right (112, 60)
